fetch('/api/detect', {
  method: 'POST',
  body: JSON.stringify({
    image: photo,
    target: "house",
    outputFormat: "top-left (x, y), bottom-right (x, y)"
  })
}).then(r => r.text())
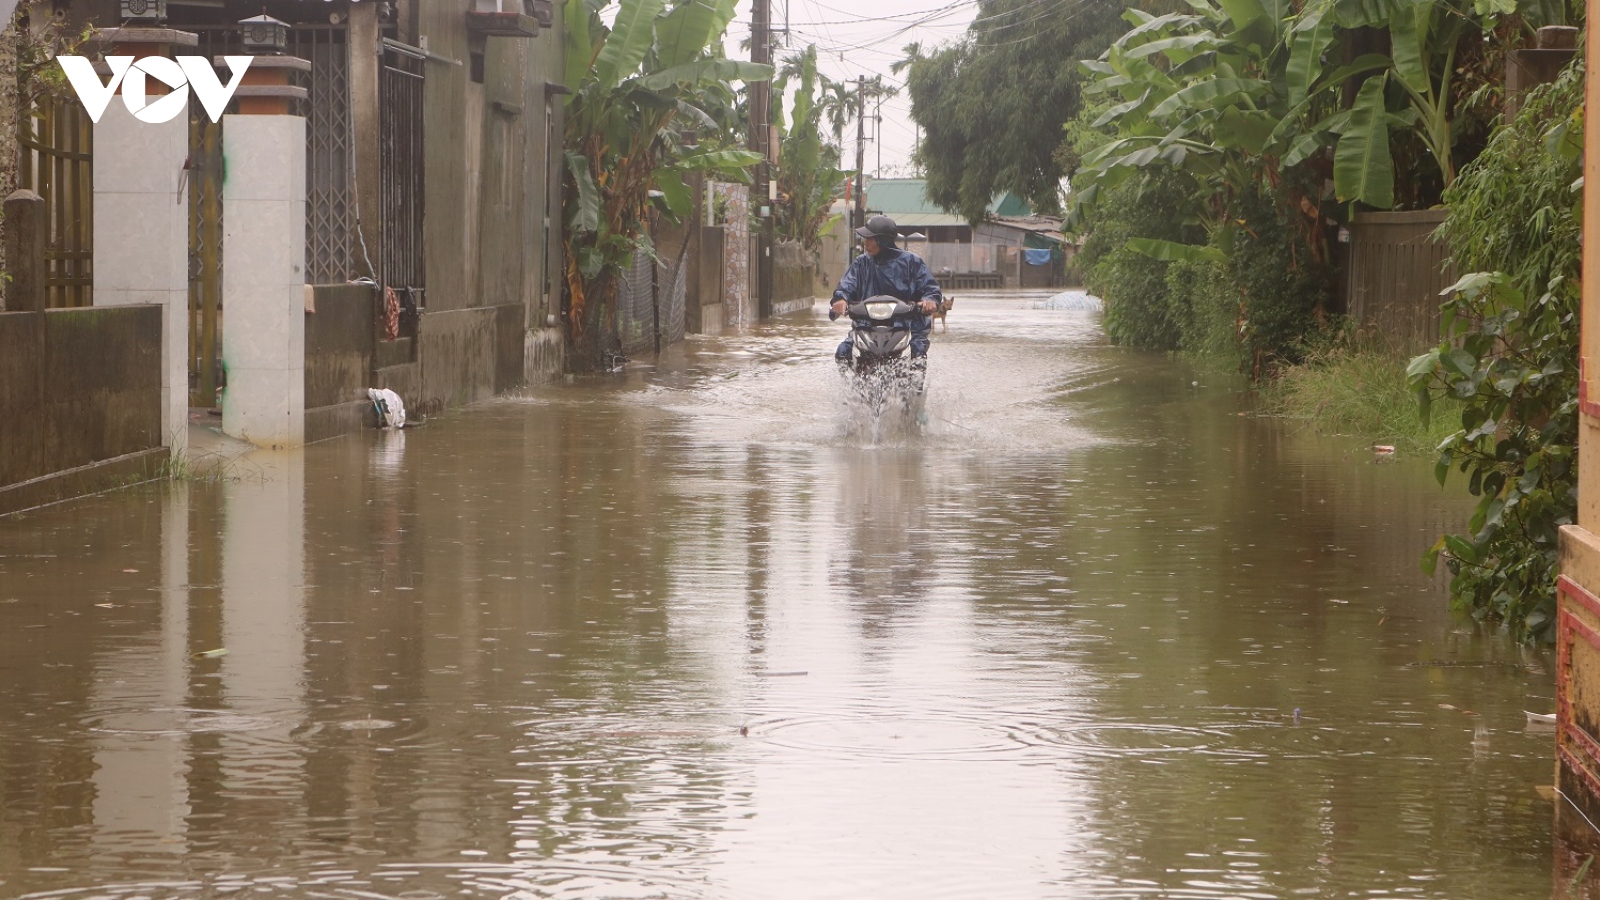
top-left (0, 0), bottom-right (565, 514)
top-left (863, 177), bottom-right (1071, 289)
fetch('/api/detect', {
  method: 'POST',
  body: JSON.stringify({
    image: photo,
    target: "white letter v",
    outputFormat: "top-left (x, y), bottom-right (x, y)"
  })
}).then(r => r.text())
top-left (179, 56), bottom-right (252, 123)
top-left (58, 56), bottom-right (131, 124)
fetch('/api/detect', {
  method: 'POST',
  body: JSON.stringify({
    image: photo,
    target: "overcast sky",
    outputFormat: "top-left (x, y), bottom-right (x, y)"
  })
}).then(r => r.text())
top-left (726, 0), bottom-right (982, 178)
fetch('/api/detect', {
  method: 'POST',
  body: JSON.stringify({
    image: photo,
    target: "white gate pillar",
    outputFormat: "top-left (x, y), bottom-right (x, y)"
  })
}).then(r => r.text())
top-left (90, 28), bottom-right (197, 457)
top-left (220, 58), bottom-right (310, 449)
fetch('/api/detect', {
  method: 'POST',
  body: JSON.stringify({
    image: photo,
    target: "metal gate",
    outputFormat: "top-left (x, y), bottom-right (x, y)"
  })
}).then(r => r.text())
top-left (614, 245), bottom-right (687, 357)
top-left (192, 25), bottom-right (354, 284)
top-left (186, 25), bottom-right (354, 406)
top-left (299, 26), bottom-right (357, 284)
top-left (379, 48), bottom-right (424, 295)
top-left (17, 94), bottom-right (92, 308)
top-left (187, 117), bottom-right (224, 408)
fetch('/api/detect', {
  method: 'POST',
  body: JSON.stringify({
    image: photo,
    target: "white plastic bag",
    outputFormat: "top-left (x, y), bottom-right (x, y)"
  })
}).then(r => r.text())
top-left (367, 388), bottom-right (406, 429)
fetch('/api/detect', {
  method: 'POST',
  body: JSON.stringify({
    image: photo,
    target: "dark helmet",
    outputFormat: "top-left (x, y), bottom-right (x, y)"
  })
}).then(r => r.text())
top-left (854, 214), bottom-right (899, 242)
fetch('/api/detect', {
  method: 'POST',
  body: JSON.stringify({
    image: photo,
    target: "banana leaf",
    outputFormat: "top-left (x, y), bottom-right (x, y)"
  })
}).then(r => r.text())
top-left (653, 168), bottom-right (694, 221)
top-left (1286, 3), bottom-right (1334, 104)
top-left (563, 0), bottom-right (595, 98)
top-left (656, 0), bottom-right (738, 70)
top-left (1127, 237), bottom-right (1226, 262)
top-left (1333, 75), bottom-right (1393, 208)
top-left (1149, 77), bottom-right (1268, 118)
top-left (592, 0), bottom-right (669, 92)
top-left (565, 151), bottom-right (600, 234)
top-left (635, 59), bottom-right (773, 92)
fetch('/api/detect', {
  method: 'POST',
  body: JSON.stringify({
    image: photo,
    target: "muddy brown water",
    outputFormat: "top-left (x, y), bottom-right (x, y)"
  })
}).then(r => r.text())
top-left (0, 291), bottom-right (1564, 898)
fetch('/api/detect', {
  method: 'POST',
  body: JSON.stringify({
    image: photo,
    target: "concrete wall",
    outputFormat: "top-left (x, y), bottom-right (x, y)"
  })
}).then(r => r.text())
top-left (92, 96), bottom-right (189, 453)
top-left (818, 199), bottom-right (851, 293)
top-left (685, 220), bottom-right (818, 329)
top-left (417, 1), bottom-right (564, 406)
top-left (924, 242), bottom-right (999, 275)
top-left (689, 226), bottom-right (726, 334)
top-left (772, 239), bottom-right (821, 315)
top-left (1555, 15), bottom-right (1600, 854)
top-left (304, 284), bottom-right (377, 443)
top-left (709, 183), bottom-right (752, 329)
top-left (0, 306), bottom-right (166, 515)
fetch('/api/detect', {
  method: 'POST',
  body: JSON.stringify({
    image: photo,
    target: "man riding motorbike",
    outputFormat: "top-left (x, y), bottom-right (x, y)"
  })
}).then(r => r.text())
top-left (829, 215), bottom-right (943, 366)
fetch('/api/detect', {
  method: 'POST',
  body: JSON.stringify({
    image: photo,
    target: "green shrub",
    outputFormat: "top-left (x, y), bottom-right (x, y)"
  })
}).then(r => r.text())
top-left (1093, 246), bottom-right (1182, 349)
top-left (1408, 60), bottom-right (1584, 641)
top-left (1227, 185), bottom-right (1333, 375)
top-left (1080, 171), bottom-right (1202, 350)
top-left (1165, 257), bottom-right (1237, 358)
top-left (1075, 155), bottom-right (1329, 368)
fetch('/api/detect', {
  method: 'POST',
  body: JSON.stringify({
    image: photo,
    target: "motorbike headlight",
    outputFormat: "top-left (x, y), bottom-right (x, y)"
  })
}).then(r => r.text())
top-left (865, 301), bottom-right (896, 320)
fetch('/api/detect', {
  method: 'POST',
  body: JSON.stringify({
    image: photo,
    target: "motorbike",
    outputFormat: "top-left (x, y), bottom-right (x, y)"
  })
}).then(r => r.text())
top-left (839, 294), bottom-right (928, 426)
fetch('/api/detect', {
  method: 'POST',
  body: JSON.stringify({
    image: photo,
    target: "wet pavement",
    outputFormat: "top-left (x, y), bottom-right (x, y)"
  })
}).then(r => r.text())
top-left (0, 290), bottom-right (1562, 898)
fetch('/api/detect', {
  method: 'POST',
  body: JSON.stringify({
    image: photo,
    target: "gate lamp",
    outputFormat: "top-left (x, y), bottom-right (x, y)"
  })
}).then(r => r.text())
top-left (238, 14), bottom-right (290, 54)
top-left (119, 0), bottom-right (167, 23)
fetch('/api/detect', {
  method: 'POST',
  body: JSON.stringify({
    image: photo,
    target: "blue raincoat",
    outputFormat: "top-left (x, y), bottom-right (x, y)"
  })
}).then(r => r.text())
top-left (829, 245), bottom-right (943, 359)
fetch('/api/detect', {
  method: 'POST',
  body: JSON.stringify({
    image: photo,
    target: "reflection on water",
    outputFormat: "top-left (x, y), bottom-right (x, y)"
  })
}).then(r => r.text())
top-left (0, 291), bottom-right (1563, 898)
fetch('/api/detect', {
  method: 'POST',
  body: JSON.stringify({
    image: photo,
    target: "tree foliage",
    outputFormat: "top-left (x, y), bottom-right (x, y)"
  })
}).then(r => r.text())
top-left (771, 46), bottom-right (850, 251)
top-left (1069, 0), bottom-right (1539, 222)
top-left (1407, 62), bottom-right (1583, 641)
top-left (1067, 0), bottom-right (1565, 380)
top-left (898, 0), bottom-right (1129, 224)
top-left (1079, 169), bottom-right (1200, 349)
top-left (561, 0), bottom-right (769, 371)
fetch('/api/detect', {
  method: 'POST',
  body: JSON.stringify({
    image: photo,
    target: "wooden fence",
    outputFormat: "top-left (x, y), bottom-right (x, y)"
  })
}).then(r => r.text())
top-left (1345, 209), bottom-right (1455, 353)
top-left (18, 94), bottom-right (93, 309)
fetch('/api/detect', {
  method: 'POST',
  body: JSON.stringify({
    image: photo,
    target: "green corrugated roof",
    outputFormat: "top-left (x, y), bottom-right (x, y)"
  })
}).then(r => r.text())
top-left (992, 192), bottom-right (1032, 217)
top-left (865, 178), bottom-right (1031, 221)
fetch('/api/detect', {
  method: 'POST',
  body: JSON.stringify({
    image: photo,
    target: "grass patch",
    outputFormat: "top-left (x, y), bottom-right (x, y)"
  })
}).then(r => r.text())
top-left (1258, 346), bottom-right (1462, 455)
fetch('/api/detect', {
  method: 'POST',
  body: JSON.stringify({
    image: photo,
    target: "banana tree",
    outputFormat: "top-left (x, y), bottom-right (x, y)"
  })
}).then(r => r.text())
top-left (1076, 0), bottom-right (1543, 220)
top-left (1070, 0), bottom-right (1331, 251)
top-left (562, 0), bottom-right (772, 372)
top-left (770, 46), bottom-right (850, 251)
top-left (1072, 0), bottom-right (1405, 213)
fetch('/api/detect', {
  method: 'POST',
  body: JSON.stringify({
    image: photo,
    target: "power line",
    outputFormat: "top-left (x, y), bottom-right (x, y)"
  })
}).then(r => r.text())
top-left (781, 0), bottom-right (1105, 60)
top-left (801, 0), bottom-right (985, 25)
top-left (786, 0), bottom-right (985, 54)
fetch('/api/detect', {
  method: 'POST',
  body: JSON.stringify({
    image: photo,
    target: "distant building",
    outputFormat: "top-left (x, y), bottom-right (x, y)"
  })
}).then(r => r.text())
top-left (863, 178), bottom-right (1072, 289)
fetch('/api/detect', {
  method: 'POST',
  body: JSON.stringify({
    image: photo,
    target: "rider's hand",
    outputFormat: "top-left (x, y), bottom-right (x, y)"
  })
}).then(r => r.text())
top-left (919, 298), bottom-right (938, 314)
top-left (831, 299), bottom-right (848, 317)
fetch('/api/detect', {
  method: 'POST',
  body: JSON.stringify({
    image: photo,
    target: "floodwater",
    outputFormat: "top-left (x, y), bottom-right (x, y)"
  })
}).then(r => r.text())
top-left (0, 290), bottom-right (1565, 899)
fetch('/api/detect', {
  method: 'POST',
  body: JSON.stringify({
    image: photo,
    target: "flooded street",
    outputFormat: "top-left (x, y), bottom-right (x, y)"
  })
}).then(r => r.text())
top-left (0, 290), bottom-right (1561, 898)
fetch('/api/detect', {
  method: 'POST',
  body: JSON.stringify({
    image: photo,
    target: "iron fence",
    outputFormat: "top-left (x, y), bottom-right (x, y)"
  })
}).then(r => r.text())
top-left (18, 93), bottom-right (92, 308)
top-left (379, 48), bottom-right (424, 294)
top-left (191, 25), bottom-right (355, 284)
top-left (187, 117), bottom-right (223, 407)
top-left (299, 27), bottom-right (357, 284)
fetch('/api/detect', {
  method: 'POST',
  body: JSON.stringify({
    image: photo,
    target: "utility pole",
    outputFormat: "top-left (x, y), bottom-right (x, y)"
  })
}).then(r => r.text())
top-left (853, 75), bottom-right (866, 248)
top-left (874, 89), bottom-right (882, 177)
top-left (751, 0), bottom-right (774, 317)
